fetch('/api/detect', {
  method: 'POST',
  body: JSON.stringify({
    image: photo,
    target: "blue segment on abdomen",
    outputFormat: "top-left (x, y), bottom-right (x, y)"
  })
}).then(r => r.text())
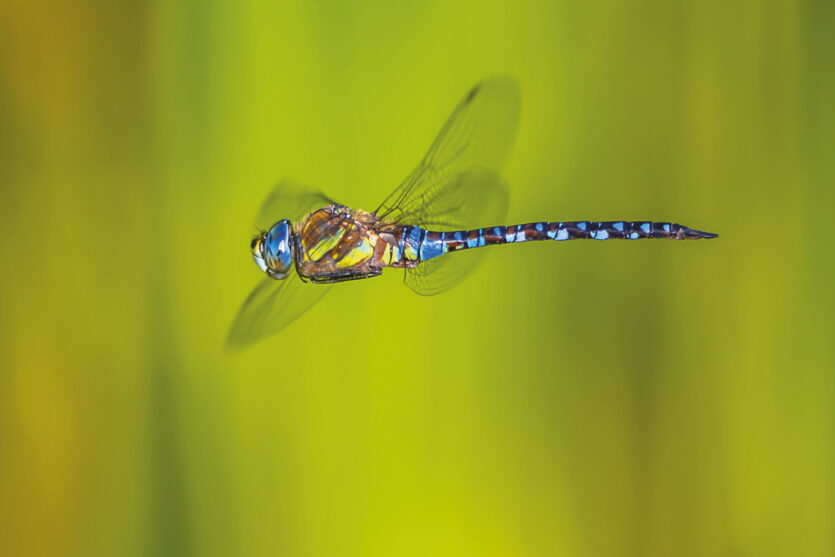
top-left (402, 226), bottom-right (425, 261)
top-left (467, 230), bottom-right (480, 248)
top-left (409, 226), bottom-right (424, 245)
top-left (590, 228), bottom-right (609, 240)
top-left (419, 232), bottom-right (445, 260)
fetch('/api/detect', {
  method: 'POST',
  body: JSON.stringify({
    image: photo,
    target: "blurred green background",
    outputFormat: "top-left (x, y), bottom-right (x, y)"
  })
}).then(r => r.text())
top-left (1, 1), bottom-right (833, 556)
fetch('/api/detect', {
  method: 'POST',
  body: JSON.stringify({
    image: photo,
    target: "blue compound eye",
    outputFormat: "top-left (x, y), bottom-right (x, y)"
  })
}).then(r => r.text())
top-left (262, 219), bottom-right (294, 279)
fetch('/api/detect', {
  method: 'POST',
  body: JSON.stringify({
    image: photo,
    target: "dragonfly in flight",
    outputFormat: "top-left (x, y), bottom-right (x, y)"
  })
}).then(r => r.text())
top-left (228, 77), bottom-right (717, 347)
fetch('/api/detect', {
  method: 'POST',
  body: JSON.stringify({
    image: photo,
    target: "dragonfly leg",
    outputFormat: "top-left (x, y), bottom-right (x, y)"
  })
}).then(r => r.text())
top-left (305, 267), bottom-right (382, 284)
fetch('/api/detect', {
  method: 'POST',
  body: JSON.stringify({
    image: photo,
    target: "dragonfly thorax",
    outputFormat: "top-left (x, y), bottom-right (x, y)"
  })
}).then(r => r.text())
top-left (253, 219), bottom-right (295, 280)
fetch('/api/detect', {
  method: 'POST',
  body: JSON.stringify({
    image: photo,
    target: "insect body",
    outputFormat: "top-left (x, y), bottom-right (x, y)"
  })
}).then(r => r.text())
top-left (230, 77), bottom-right (717, 347)
top-left (253, 205), bottom-right (715, 285)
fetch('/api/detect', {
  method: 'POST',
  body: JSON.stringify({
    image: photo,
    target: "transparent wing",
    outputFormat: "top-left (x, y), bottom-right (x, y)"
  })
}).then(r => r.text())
top-left (227, 180), bottom-right (336, 349)
top-left (403, 169), bottom-right (508, 296)
top-left (374, 76), bottom-right (520, 225)
top-left (403, 244), bottom-right (490, 297)
top-left (374, 76), bottom-right (520, 295)
top-left (226, 274), bottom-right (330, 349)
top-left (256, 179), bottom-right (337, 231)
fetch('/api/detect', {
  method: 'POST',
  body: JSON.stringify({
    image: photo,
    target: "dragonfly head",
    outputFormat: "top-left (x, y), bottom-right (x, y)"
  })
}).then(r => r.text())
top-left (252, 219), bottom-right (294, 279)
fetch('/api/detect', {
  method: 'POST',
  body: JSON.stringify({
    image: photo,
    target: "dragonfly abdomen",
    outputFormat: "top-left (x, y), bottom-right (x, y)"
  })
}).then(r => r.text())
top-left (398, 221), bottom-right (717, 264)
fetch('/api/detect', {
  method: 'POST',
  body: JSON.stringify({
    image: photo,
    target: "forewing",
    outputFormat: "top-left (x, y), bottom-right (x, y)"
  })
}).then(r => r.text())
top-left (226, 275), bottom-right (330, 349)
top-left (227, 180), bottom-right (336, 349)
top-left (373, 77), bottom-right (520, 296)
top-left (256, 179), bottom-right (337, 230)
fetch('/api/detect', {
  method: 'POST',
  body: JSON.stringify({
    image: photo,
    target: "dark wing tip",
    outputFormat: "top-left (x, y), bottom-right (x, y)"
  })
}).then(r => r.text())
top-left (224, 322), bottom-right (258, 352)
top-left (466, 84), bottom-right (480, 102)
top-left (470, 75), bottom-right (521, 101)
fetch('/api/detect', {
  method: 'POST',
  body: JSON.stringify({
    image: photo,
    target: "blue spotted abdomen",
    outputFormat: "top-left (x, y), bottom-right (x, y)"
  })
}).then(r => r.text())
top-left (397, 221), bottom-right (718, 264)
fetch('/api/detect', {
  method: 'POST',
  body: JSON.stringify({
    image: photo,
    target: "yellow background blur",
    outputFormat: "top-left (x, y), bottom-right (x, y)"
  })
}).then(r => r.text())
top-left (1, 1), bottom-right (833, 556)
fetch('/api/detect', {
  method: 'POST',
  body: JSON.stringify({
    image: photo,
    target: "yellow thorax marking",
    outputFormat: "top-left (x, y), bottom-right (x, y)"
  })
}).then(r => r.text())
top-left (335, 238), bottom-right (375, 268)
top-left (306, 226), bottom-right (345, 262)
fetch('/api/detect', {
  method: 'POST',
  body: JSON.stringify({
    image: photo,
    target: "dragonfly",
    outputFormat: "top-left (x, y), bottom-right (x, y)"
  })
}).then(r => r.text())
top-left (228, 76), bottom-right (717, 347)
